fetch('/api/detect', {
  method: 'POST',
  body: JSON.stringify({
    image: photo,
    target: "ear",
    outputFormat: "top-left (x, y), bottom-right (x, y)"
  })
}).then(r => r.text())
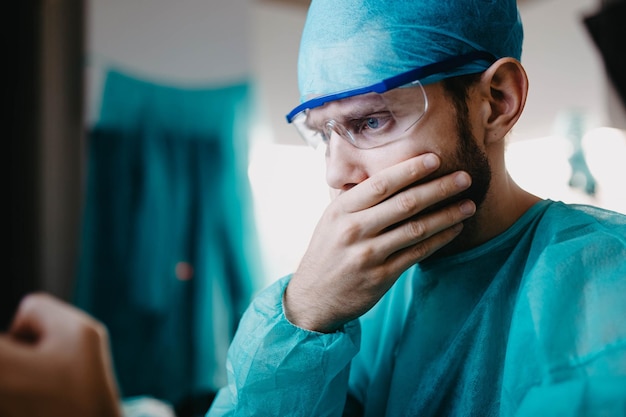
top-left (478, 58), bottom-right (528, 142)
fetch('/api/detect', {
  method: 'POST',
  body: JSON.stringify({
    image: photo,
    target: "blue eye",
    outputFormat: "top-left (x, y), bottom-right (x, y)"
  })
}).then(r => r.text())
top-left (365, 118), bottom-right (380, 129)
top-left (352, 117), bottom-right (382, 133)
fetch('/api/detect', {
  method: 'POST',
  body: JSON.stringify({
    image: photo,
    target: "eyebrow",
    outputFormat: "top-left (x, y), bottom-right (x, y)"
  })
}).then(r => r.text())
top-left (306, 94), bottom-right (388, 129)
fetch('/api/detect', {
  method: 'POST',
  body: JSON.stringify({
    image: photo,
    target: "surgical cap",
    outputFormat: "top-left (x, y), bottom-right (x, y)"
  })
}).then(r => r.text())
top-left (298, 0), bottom-right (524, 101)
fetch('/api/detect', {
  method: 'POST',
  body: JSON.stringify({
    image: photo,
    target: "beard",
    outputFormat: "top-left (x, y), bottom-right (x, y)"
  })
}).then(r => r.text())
top-left (449, 127), bottom-right (491, 211)
top-left (414, 119), bottom-right (492, 217)
top-left (418, 109), bottom-right (492, 258)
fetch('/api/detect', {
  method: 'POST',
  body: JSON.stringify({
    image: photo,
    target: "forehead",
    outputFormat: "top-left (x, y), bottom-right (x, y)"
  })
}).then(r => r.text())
top-left (306, 93), bottom-right (381, 123)
top-left (306, 87), bottom-right (417, 127)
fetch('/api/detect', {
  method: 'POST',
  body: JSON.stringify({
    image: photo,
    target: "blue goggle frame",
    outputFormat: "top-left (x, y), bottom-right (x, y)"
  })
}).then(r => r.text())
top-left (286, 50), bottom-right (497, 124)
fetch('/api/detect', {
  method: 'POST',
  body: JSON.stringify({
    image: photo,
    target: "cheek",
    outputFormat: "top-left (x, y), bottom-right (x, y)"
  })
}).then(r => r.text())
top-left (364, 141), bottom-right (424, 176)
top-left (395, 98), bottom-right (460, 165)
top-left (362, 129), bottom-right (456, 179)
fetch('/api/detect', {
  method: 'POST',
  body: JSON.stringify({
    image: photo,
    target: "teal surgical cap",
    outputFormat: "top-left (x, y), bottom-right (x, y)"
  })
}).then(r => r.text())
top-left (298, 0), bottom-right (524, 102)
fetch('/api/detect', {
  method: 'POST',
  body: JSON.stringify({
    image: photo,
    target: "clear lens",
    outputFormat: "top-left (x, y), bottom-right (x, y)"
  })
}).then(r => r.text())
top-left (292, 81), bottom-right (428, 150)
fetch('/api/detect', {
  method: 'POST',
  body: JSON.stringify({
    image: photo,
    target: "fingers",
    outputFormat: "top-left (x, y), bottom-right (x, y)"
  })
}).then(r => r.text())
top-left (385, 222), bottom-right (466, 275)
top-left (8, 293), bottom-right (56, 343)
top-left (376, 198), bottom-right (475, 257)
top-left (2, 294), bottom-right (122, 417)
top-left (0, 335), bottom-right (34, 361)
top-left (9, 293), bottom-right (102, 347)
top-left (362, 170), bottom-right (472, 235)
top-left (287, 152), bottom-right (477, 333)
top-left (339, 153), bottom-right (441, 212)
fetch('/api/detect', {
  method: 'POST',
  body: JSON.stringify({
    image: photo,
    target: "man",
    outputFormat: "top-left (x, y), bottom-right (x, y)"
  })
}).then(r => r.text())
top-left (1, 1), bottom-right (624, 416)
top-left (208, 0), bottom-right (626, 416)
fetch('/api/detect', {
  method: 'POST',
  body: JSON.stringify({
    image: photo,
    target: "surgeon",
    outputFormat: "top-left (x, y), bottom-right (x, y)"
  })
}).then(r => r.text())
top-left (207, 0), bottom-right (626, 416)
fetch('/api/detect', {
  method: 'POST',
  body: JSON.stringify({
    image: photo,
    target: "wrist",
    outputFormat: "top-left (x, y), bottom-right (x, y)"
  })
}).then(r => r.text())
top-left (282, 283), bottom-right (343, 333)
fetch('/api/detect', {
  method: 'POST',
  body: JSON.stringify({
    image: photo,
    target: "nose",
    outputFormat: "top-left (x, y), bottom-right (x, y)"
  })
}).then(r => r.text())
top-left (325, 130), bottom-right (368, 192)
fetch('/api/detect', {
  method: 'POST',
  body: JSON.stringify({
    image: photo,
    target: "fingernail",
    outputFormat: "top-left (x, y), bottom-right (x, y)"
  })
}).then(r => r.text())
top-left (423, 154), bottom-right (439, 169)
top-left (455, 172), bottom-right (471, 188)
top-left (459, 200), bottom-right (475, 215)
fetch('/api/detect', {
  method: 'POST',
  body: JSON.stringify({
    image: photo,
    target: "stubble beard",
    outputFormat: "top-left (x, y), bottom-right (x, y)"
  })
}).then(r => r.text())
top-left (422, 113), bottom-right (492, 259)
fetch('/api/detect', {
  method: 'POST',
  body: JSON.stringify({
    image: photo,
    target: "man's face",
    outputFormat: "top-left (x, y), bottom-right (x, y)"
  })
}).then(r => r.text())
top-left (310, 82), bottom-right (492, 210)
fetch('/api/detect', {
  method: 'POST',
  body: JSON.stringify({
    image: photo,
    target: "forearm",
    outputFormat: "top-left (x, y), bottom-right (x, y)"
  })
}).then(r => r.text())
top-left (208, 276), bottom-right (361, 416)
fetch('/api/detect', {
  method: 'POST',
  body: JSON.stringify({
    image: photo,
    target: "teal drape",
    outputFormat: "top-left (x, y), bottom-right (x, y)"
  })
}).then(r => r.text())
top-left (74, 70), bottom-right (261, 408)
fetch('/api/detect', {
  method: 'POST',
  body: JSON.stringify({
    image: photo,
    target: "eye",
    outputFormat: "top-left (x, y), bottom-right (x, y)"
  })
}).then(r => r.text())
top-left (365, 118), bottom-right (380, 129)
top-left (352, 113), bottom-right (391, 134)
top-left (355, 117), bottom-right (381, 132)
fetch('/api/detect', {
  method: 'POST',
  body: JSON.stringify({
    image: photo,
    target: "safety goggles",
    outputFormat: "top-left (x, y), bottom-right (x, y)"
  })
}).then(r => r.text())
top-left (286, 51), bottom-right (496, 149)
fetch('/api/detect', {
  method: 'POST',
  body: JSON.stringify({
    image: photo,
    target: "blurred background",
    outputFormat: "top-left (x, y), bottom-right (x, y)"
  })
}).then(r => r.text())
top-left (7, 0), bottom-right (626, 416)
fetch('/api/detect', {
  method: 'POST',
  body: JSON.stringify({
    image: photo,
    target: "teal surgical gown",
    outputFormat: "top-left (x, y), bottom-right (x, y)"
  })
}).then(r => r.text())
top-left (207, 200), bottom-right (626, 416)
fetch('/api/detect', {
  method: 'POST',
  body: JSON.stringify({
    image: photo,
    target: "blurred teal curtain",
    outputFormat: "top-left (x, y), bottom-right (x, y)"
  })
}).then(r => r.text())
top-left (74, 70), bottom-right (261, 409)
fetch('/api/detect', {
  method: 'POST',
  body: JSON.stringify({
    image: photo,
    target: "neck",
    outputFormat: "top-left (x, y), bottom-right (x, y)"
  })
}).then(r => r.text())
top-left (437, 171), bottom-right (541, 258)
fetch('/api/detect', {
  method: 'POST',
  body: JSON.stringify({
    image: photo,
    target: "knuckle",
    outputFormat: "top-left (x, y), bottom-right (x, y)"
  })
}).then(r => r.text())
top-left (445, 205), bottom-right (460, 223)
top-left (21, 292), bottom-right (50, 308)
top-left (78, 320), bottom-right (108, 346)
top-left (16, 292), bottom-right (55, 319)
top-left (339, 220), bottom-right (364, 244)
top-left (92, 321), bottom-right (109, 339)
top-left (354, 243), bottom-right (377, 265)
top-left (18, 293), bottom-right (39, 313)
top-left (409, 242), bottom-right (430, 261)
top-left (396, 193), bottom-right (418, 213)
top-left (324, 203), bottom-right (346, 224)
top-left (406, 219), bottom-right (427, 240)
top-left (437, 178), bottom-right (452, 198)
top-left (369, 177), bottom-right (390, 198)
top-left (407, 159), bottom-right (420, 178)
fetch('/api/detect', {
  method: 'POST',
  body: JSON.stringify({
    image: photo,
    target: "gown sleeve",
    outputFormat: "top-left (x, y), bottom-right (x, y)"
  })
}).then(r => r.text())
top-left (206, 276), bottom-right (362, 417)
